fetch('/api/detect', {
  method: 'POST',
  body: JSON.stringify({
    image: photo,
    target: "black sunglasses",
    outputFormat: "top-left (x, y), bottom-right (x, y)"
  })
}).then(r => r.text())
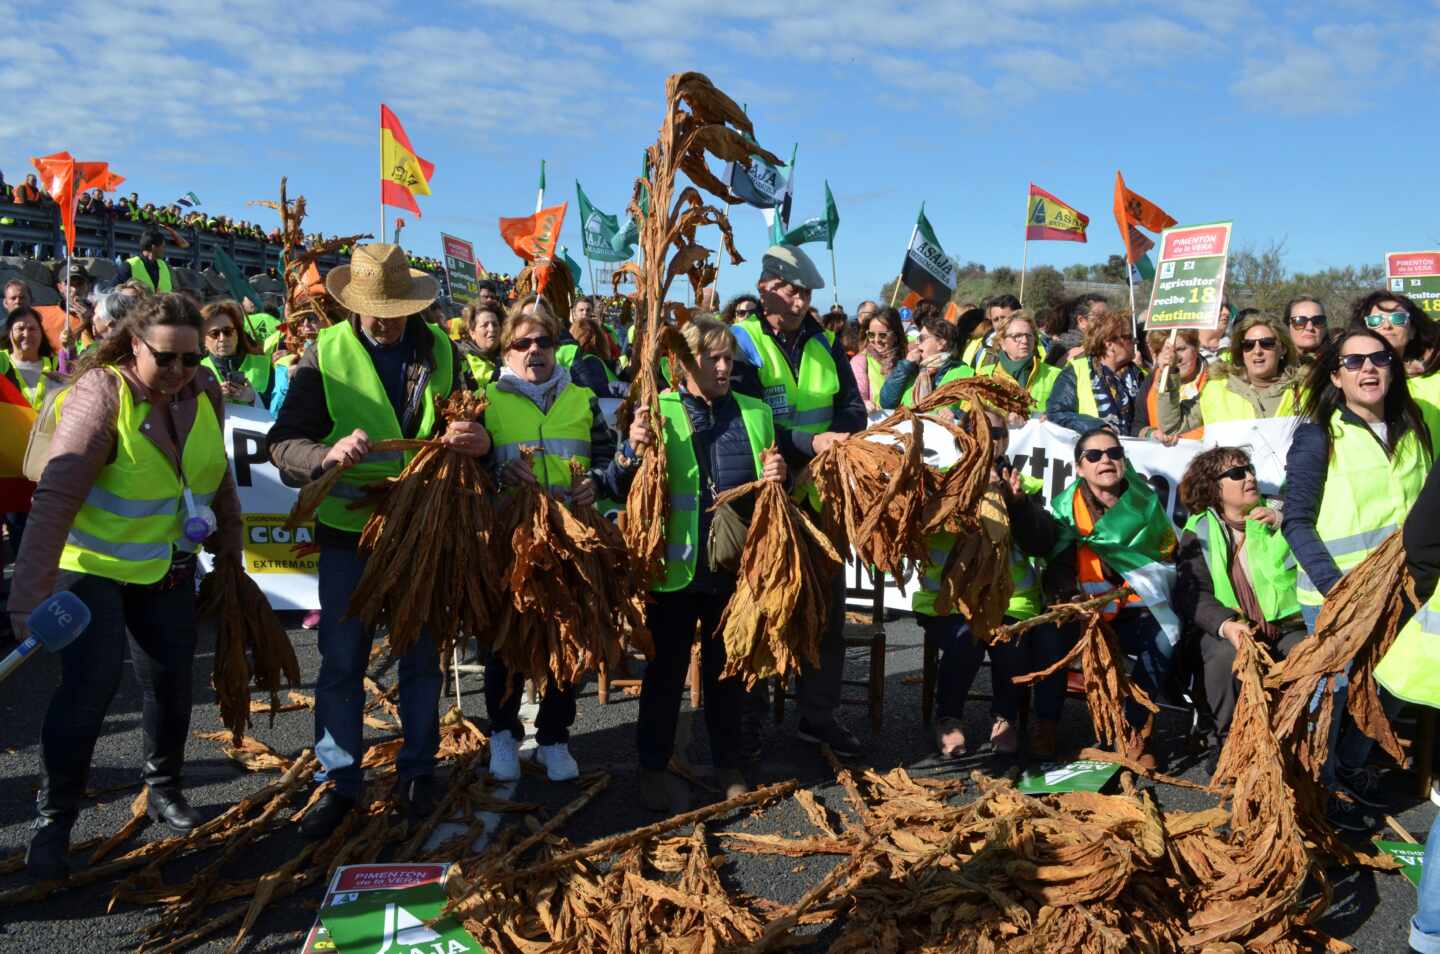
top-left (1338, 350), bottom-right (1394, 372)
top-left (1080, 446), bottom-right (1125, 463)
top-left (508, 335), bottom-right (555, 353)
top-left (1219, 463), bottom-right (1255, 481)
top-left (1288, 314), bottom-right (1325, 328)
top-left (137, 337), bottom-right (202, 368)
top-left (1241, 336), bottom-right (1277, 352)
top-left (988, 425), bottom-right (1008, 441)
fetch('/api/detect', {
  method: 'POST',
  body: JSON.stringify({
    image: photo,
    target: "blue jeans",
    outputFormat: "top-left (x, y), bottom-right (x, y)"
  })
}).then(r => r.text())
top-left (314, 546), bottom-right (441, 797)
top-left (1413, 817), bottom-right (1440, 952)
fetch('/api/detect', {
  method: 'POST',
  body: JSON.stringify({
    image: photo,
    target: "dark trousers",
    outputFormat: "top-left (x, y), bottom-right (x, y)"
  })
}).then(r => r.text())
top-left (39, 569), bottom-right (197, 823)
top-left (638, 589), bottom-right (745, 771)
top-left (796, 567), bottom-right (847, 726)
top-left (921, 615), bottom-right (992, 722)
top-left (999, 618), bottom-right (1072, 722)
top-left (1200, 626), bottom-right (1306, 746)
top-left (485, 657), bottom-right (576, 745)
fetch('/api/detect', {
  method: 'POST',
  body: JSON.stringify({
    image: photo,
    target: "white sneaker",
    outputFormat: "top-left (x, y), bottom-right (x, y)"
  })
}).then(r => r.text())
top-left (489, 730), bottom-right (521, 781)
top-left (1431, 781), bottom-right (1440, 809)
top-left (534, 742), bottom-right (579, 781)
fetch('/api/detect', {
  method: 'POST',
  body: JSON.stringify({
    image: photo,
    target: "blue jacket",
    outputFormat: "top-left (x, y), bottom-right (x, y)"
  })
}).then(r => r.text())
top-left (1045, 363), bottom-right (1104, 435)
top-left (618, 390), bottom-right (760, 593)
top-left (730, 315), bottom-right (866, 470)
top-left (877, 357), bottom-right (967, 410)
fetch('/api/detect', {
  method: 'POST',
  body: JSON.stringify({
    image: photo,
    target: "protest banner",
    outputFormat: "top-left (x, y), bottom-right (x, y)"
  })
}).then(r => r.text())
top-left (441, 233), bottom-right (480, 305)
top-left (1016, 759), bottom-right (1121, 794)
top-left (302, 863), bottom-right (454, 954)
top-left (1146, 222), bottom-right (1233, 331)
top-left (1387, 250), bottom-right (1440, 319)
top-left (203, 404), bottom-right (318, 611)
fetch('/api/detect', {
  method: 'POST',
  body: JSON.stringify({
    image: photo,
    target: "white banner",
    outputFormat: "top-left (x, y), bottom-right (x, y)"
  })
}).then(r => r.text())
top-left (207, 405), bottom-right (318, 610)
top-left (847, 417), bottom-right (1298, 615)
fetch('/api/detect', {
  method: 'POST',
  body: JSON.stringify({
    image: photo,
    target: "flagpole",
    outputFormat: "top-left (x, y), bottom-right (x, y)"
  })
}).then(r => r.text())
top-left (828, 246), bottom-right (839, 307)
top-left (890, 221), bottom-right (920, 307)
top-left (586, 255), bottom-right (597, 306)
top-left (1126, 261), bottom-right (1139, 340)
top-left (378, 106), bottom-right (385, 245)
top-left (1019, 238), bottom-right (1030, 305)
top-left (535, 159), bottom-right (545, 215)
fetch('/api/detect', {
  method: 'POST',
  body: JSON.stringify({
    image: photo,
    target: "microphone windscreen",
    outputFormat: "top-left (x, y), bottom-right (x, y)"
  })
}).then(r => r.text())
top-left (27, 592), bottom-right (91, 653)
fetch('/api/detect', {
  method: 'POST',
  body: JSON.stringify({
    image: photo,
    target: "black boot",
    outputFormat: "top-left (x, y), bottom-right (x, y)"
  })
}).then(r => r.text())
top-left (400, 776), bottom-right (437, 827)
top-left (300, 790), bottom-right (357, 840)
top-left (147, 787), bottom-right (204, 831)
top-left (25, 817), bottom-right (73, 883)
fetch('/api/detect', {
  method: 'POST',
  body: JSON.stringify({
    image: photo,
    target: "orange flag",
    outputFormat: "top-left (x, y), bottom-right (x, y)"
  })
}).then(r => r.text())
top-left (1113, 171), bottom-right (1176, 264)
top-left (499, 202), bottom-right (567, 263)
top-left (31, 151), bottom-right (124, 257)
top-left (380, 104), bottom-right (434, 216)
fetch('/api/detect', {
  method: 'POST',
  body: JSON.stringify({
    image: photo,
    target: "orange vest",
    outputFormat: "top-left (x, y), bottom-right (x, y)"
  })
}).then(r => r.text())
top-left (1147, 368), bottom-right (1206, 439)
top-left (1074, 490), bottom-right (1144, 617)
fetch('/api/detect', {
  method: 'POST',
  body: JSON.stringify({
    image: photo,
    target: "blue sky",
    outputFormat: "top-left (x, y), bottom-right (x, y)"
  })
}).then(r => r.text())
top-left (5, 0), bottom-right (1439, 307)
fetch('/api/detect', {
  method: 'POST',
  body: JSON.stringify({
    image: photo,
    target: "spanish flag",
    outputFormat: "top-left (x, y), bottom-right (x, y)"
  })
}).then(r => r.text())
top-left (380, 104), bottom-right (434, 217)
top-left (0, 359), bottom-right (37, 513)
top-left (1113, 171), bottom-right (1175, 264)
top-left (1025, 183), bottom-right (1088, 242)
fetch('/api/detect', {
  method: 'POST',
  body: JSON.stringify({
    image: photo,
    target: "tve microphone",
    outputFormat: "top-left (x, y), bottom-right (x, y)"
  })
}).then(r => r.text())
top-left (0, 592), bottom-right (91, 683)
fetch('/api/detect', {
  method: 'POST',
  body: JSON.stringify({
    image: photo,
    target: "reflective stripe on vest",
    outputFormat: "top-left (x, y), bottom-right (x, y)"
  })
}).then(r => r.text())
top-left (1186, 510), bottom-right (1299, 622)
top-left (484, 382), bottom-right (594, 491)
top-left (735, 317), bottom-right (839, 434)
top-left (654, 391), bottom-right (774, 593)
top-left (1196, 376), bottom-right (1295, 428)
top-left (315, 322), bottom-right (453, 532)
top-left (1070, 356), bottom-right (1101, 418)
top-left (201, 353), bottom-right (273, 398)
top-left (57, 367), bottom-right (226, 583)
top-left (126, 256), bottom-right (172, 292)
top-left (1296, 417), bottom-right (1428, 609)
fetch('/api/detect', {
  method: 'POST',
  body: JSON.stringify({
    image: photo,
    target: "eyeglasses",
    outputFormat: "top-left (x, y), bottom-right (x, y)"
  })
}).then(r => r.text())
top-left (1219, 463), bottom-right (1255, 482)
top-left (1080, 446), bottom-right (1125, 463)
top-left (1241, 336), bottom-right (1277, 352)
top-left (136, 337), bottom-right (202, 368)
top-left (1338, 350), bottom-right (1394, 372)
top-left (1003, 332), bottom-right (1035, 342)
top-left (508, 335), bottom-right (555, 353)
top-left (1288, 314), bottom-right (1325, 328)
top-left (1366, 311), bottom-right (1410, 329)
top-left (205, 327), bottom-right (236, 339)
top-left (734, 307), bottom-right (757, 317)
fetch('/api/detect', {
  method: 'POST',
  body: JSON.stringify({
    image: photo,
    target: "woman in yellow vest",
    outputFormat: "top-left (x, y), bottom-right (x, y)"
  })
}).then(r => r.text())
top-left (456, 301), bottom-right (501, 389)
top-left (199, 300), bottom-right (276, 409)
top-left (1045, 312), bottom-right (1146, 437)
top-left (7, 293), bottom-right (243, 880)
top-left (1156, 315), bottom-right (1301, 436)
top-left (1283, 327), bottom-right (1435, 828)
top-left (876, 315), bottom-right (975, 411)
top-left (481, 301), bottom-right (623, 785)
top-left (1175, 447), bottom-right (1305, 773)
top-left (1140, 329), bottom-right (1206, 441)
top-left (972, 310), bottom-right (1060, 425)
top-left (1354, 291), bottom-right (1440, 413)
top-left (848, 305), bottom-right (904, 414)
top-left (1036, 428), bottom-right (1180, 768)
top-left (5, 306), bottom-right (63, 410)
top-left (620, 317), bottom-right (783, 810)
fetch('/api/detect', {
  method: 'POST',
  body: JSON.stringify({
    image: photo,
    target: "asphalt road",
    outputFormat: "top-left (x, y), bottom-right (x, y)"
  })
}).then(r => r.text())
top-left (0, 612), bottom-right (1428, 952)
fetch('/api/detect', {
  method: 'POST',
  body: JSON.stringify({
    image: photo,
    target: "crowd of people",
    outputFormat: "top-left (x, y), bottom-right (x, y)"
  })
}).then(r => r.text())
top-left (4, 237), bottom-right (1440, 948)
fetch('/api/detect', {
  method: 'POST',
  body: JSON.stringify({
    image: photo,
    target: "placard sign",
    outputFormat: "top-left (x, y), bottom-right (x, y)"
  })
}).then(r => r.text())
top-left (1146, 222), bottom-right (1233, 331)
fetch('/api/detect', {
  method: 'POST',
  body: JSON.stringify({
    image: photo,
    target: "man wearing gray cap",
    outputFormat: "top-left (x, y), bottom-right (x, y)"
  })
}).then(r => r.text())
top-left (731, 243), bottom-right (867, 758)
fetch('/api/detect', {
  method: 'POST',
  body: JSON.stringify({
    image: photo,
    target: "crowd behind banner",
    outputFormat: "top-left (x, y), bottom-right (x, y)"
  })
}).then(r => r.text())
top-left (3, 232), bottom-right (1440, 936)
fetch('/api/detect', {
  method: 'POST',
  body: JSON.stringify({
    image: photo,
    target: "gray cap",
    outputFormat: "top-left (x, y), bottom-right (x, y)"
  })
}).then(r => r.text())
top-left (760, 243), bottom-right (825, 291)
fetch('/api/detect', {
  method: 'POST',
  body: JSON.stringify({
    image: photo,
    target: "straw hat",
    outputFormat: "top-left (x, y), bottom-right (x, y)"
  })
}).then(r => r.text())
top-left (324, 244), bottom-right (439, 319)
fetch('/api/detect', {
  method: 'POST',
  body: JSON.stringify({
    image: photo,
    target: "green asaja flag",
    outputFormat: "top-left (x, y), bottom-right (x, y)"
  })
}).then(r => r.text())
top-left (899, 203), bottom-right (957, 302)
top-left (784, 180), bottom-right (840, 249)
top-left (576, 181), bottom-right (631, 263)
top-left (559, 245), bottom-right (584, 289)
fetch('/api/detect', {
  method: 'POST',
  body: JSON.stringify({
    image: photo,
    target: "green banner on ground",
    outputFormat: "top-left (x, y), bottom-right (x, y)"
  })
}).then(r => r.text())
top-left (1376, 840), bottom-right (1424, 888)
top-left (1387, 250), bottom-right (1440, 320)
top-left (320, 880), bottom-right (484, 954)
top-left (1145, 221), bottom-right (1233, 331)
top-left (1016, 759), bottom-right (1122, 794)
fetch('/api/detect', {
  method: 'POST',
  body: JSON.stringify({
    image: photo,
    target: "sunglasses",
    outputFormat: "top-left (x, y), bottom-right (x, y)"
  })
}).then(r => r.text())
top-left (734, 307), bottom-right (757, 317)
top-left (1219, 463), bottom-right (1255, 482)
top-left (1080, 446), bottom-right (1125, 463)
top-left (1288, 314), bottom-right (1325, 328)
top-left (988, 425), bottom-right (1008, 441)
top-left (508, 335), bottom-right (555, 353)
top-left (205, 327), bottom-right (236, 339)
top-left (865, 331), bottom-right (893, 340)
top-left (1241, 336), bottom-right (1277, 352)
top-left (1365, 311), bottom-right (1410, 328)
top-left (137, 337), bottom-right (202, 368)
top-left (1338, 350), bottom-right (1394, 372)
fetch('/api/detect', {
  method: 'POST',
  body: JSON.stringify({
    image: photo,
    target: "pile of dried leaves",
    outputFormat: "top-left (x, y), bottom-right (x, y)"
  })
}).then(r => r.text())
top-left (711, 476), bottom-right (843, 688)
top-left (616, 71), bottom-right (777, 587)
top-left (494, 454), bottom-right (648, 691)
top-left (348, 391), bottom-right (503, 658)
top-left (197, 556), bottom-right (301, 745)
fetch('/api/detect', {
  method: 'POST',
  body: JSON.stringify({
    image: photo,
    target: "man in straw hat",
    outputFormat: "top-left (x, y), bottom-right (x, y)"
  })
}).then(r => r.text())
top-left (729, 244), bottom-right (868, 760)
top-left (267, 244), bottom-right (489, 838)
